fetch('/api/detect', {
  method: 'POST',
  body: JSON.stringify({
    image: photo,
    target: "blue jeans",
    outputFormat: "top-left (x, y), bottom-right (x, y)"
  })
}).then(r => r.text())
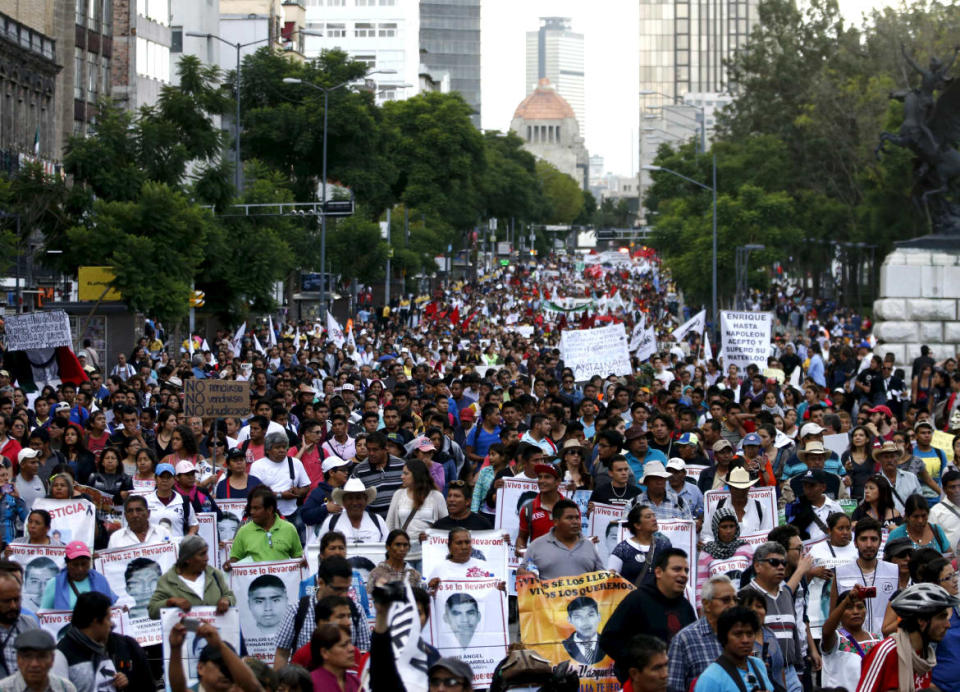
top-left (785, 664), bottom-right (802, 692)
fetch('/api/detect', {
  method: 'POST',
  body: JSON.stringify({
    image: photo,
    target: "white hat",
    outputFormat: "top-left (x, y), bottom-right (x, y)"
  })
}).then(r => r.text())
top-left (799, 422), bottom-right (825, 438)
top-left (726, 467), bottom-right (759, 489)
top-left (341, 383), bottom-right (355, 391)
top-left (641, 461), bottom-right (671, 482)
top-left (167, 376), bottom-right (183, 388)
top-left (321, 456), bottom-right (350, 474)
top-left (331, 477), bottom-right (377, 505)
top-left (174, 460), bottom-right (197, 475)
top-left (665, 458), bottom-right (687, 472)
top-left (17, 448), bottom-right (39, 464)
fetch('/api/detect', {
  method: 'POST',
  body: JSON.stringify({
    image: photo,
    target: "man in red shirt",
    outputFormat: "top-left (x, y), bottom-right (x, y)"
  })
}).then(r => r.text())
top-left (858, 583), bottom-right (958, 692)
top-left (515, 462), bottom-right (562, 555)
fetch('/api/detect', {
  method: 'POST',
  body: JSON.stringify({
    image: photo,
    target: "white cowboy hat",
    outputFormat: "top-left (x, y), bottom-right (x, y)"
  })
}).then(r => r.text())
top-left (726, 467), bottom-right (759, 489)
top-left (331, 477), bottom-right (377, 505)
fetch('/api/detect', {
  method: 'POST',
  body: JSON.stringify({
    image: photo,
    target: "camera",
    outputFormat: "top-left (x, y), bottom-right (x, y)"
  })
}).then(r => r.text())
top-left (371, 581), bottom-right (407, 605)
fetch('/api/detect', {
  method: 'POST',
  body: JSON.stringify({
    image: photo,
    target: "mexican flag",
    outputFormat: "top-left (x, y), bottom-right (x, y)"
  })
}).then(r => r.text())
top-left (6, 347), bottom-right (88, 393)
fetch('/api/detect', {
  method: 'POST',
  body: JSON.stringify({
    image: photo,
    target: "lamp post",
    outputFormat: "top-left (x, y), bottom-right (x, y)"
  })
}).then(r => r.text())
top-left (185, 32), bottom-right (275, 191)
top-left (282, 69), bottom-right (396, 317)
top-left (644, 154), bottom-right (718, 335)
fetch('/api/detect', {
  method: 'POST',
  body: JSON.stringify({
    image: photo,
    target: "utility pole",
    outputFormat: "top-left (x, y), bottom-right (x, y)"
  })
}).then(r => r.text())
top-left (384, 207), bottom-right (391, 308)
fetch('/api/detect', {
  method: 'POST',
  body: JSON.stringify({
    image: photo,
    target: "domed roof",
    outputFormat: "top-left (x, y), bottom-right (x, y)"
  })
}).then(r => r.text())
top-left (513, 78), bottom-right (576, 120)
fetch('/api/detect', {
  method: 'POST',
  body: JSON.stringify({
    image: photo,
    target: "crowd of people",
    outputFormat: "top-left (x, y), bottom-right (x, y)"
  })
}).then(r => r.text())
top-left (0, 252), bottom-right (956, 692)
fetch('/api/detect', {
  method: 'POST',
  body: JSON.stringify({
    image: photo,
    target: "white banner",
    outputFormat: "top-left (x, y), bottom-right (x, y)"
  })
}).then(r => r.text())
top-left (4, 311), bottom-right (72, 351)
top-left (633, 326), bottom-right (657, 362)
top-left (9, 545), bottom-right (65, 613)
top-left (161, 607), bottom-right (240, 690)
top-left (229, 559), bottom-right (303, 664)
top-left (39, 607), bottom-right (126, 644)
top-left (95, 542), bottom-right (177, 645)
top-left (428, 579), bottom-right (509, 688)
top-left (702, 487), bottom-right (777, 541)
top-left (627, 315), bottom-right (646, 352)
top-left (494, 476), bottom-right (539, 546)
top-left (560, 324), bottom-right (633, 381)
top-left (719, 311), bottom-right (773, 371)
top-left (196, 512), bottom-right (218, 568)
top-left (673, 309), bottom-right (706, 343)
top-left (31, 498), bottom-right (96, 548)
top-left (327, 313), bottom-right (346, 348)
top-left (588, 503), bottom-right (623, 565)
top-left (422, 530), bottom-right (508, 583)
top-left (216, 500), bottom-right (246, 567)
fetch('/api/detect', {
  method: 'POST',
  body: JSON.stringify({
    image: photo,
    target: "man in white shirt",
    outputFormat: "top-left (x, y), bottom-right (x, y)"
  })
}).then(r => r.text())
top-left (143, 463), bottom-right (199, 539)
top-left (929, 469), bottom-right (960, 550)
top-left (14, 449), bottom-right (45, 511)
top-left (249, 432), bottom-right (311, 541)
top-left (108, 495), bottom-right (173, 549)
top-left (321, 414), bottom-right (356, 460)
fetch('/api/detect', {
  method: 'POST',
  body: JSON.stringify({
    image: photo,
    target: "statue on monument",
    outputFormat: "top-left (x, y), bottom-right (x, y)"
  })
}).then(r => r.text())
top-left (877, 44), bottom-right (960, 236)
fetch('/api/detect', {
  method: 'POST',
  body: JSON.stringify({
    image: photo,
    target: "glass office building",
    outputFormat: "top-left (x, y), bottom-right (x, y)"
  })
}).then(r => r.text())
top-left (419, 0), bottom-right (481, 127)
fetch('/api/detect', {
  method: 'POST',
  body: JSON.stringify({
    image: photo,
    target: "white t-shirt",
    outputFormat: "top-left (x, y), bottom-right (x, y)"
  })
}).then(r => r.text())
top-left (179, 571), bottom-right (206, 599)
top-left (807, 498), bottom-right (845, 541)
top-left (107, 524), bottom-right (173, 549)
top-left (249, 456), bottom-right (311, 516)
top-left (426, 557), bottom-right (496, 582)
top-left (316, 511), bottom-right (387, 545)
top-left (835, 560), bottom-right (899, 634)
top-left (144, 490), bottom-right (198, 538)
top-left (820, 631), bottom-right (882, 692)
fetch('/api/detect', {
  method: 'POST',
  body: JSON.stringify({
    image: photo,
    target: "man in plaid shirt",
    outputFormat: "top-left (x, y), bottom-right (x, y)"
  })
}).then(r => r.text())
top-left (666, 575), bottom-right (738, 692)
top-left (273, 556), bottom-right (370, 667)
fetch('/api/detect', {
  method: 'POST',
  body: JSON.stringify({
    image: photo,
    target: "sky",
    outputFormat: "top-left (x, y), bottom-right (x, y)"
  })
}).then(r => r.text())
top-left (479, 0), bottom-right (898, 179)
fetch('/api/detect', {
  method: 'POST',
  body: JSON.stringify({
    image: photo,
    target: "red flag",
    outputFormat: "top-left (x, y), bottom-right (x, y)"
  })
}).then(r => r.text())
top-left (461, 311), bottom-right (477, 331)
top-left (449, 307), bottom-right (460, 325)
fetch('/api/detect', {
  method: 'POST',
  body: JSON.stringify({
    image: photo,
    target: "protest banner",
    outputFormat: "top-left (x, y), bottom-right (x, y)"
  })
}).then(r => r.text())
top-left (822, 433), bottom-right (849, 460)
top-left (559, 324), bottom-right (632, 381)
top-left (702, 486), bottom-right (777, 540)
top-left (39, 607), bottom-right (126, 644)
top-left (587, 502), bottom-right (623, 565)
top-left (229, 559), bottom-right (303, 664)
top-left (31, 497), bottom-right (96, 547)
top-left (95, 541), bottom-right (177, 645)
top-left (9, 544), bottom-right (65, 613)
top-left (932, 430), bottom-right (955, 462)
top-left (196, 512), bottom-right (218, 567)
top-left (495, 476), bottom-right (539, 546)
top-left (517, 571), bottom-right (634, 692)
top-left (422, 530), bottom-right (508, 583)
top-left (3, 311), bottom-right (72, 351)
top-left (672, 309), bottom-right (706, 343)
top-left (684, 464), bottom-right (708, 483)
top-left (719, 311), bottom-right (773, 371)
top-left (161, 607), bottom-right (240, 691)
top-left (631, 325), bottom-right (657, 362)
top-left (428, 579), bottom-right (508, 688)
top-left (618, 519), bottom-right (697, 609)
top-left (215, 500), bottom-right (246, 567)
top-left (183, 379), bottom-right (249, 418)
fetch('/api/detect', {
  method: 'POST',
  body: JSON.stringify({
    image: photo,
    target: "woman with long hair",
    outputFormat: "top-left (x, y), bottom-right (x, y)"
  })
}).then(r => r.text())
top-left (153, 409), bottom-right (178, 458)
top-left (912, 364), bottom-right (936, 412)
top-left (132, 447), bottom-right (157, 490)
top-left (852, 474), bottom-right (902, 529)
top-left (61, 424), bottom-right (96, 484)
top-left (559, 442), bottom-right (593, 491)
top-left (841, 426), bottom-right (875, 500)
top-left (87, 447), bottom-right (133, 535)
top-left (782, 407), bottom-right (799, 440)
top-left (887, 493), bottom-right (952, 554)
top-left (119, 435), bottom-right (142, 478)
top-left (806, 512), bottom-right (857, 639)
top-left (607, 503), bottom-right (672, 587)
top-left (161, 425), bottom-right (201, 467)
top-left (366, 529), bottom-right (422, 592)
top-left (385, 458), bottom-right (446, 561)
top-left (8, 418), bottom-right (28, 449)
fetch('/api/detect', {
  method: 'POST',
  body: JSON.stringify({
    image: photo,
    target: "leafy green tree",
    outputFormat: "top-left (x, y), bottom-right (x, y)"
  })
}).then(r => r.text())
top-left (480, 130), bottom-right (544, 224)
top-left (536, 161), bottom-right (583, 224)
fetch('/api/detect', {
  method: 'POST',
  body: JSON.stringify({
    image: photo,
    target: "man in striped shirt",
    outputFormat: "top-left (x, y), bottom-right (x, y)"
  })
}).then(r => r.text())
top-left (350, 432), bottom-right (404, 516)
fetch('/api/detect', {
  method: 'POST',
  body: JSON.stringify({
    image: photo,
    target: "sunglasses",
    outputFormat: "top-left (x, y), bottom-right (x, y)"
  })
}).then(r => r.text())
top-left (761, 558), bottom-right (787, 568)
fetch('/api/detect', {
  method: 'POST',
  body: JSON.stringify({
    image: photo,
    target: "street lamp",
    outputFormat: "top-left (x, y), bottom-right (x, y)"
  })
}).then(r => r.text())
top-left (644, 154), bottom-right (718, 336)
top-left (283, 69), bottom-right (397, 317)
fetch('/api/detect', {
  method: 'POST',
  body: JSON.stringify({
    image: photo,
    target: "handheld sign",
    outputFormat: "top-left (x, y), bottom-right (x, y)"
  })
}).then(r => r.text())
top-left (183, 380), bottom-right (249, 418)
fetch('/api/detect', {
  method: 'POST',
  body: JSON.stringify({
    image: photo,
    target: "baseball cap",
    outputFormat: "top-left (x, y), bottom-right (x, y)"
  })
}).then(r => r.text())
top-left (665, 458), bottom-right (687, 472)
top-left (54, 402), bottom-right (70, 413)
top-left (799, 469), bottom-right (829, 485)
top-left (417, 438), bottom-right (436, 453)
top-left (65, 541), bottom-right (91, 560)
top-left (676, 432), bottom-right (698, 446)
top-left (799, 422), bottom-right (825, 438)
top-left (321, 456), bottom-right (350, 473)
top-left (884, 536), bottom-right (915, 559)
top-left (742, 433), bottom-right (761, 447)
top-left (712, 439), bottom-right (734, 453)
top-left (17, 448), bottom-right (39, 464)
top-left (174, 460), bottom-right (197, 475)
top-left (156, 463), bottom-right (176, 476)
top-left (866, 405), bottom-right (893, 418)
top-left (459, 408), bottom-right (475, 421)
top-left (429, 658), bottom-right (473, 685)
top-left (533, 463), bottom-right (561, 479)
top-left (14, 630), bottom-right (56, 652)
top-left (914, 419), bottom-right (934, 432)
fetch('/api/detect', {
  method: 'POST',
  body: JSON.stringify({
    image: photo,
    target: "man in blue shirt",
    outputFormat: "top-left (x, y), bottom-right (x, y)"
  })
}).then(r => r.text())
top-left (693, 606), bottom-right (774, 691)
top-left (623, 427), bottom-right (667, 481)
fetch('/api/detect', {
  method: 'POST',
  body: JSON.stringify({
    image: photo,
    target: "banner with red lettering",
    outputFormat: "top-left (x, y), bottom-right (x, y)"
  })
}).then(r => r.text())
top-left (8, 544), bottom-right (66, 613)
top-left (229, 559), bottom-right (303, 664)
top-left (95, 542), bottom-right (177, 645)
top-left (31, 497), bottom-right (96, 548)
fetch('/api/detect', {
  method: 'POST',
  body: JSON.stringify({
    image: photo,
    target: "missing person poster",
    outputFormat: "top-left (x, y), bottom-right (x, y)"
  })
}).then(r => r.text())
top-left (695, 531), bottom-right (767, 602)
top-left (161, 607), bottom-right (240, 691)
top-left (216, 500), bottom-right (246, 568)
top-left (196, 512), bottom-right (218, 569)
top-left (39, 607), bottom-right (126, 644)
top-left (95, 541), bottom-right (177, 645)
top-left (428, 579), bottom-right (508, 688)
top-left (422, 530), bottom-right (508, 583)
top-left (517, 570), bottom-right (634, 692)
top-left (8, 544), bottom-right (65, 613)
top-left (615, 519), bottom-right (698, 610)
top-left (702, 487), bottom-right (777, 541)
top-left (588, 502), bottom-right (623, 564)
top-left (30, 497), bottom-right (97, 547)
top-left (229, 559), bottom-right (303, 664)
top-left (495, 476), bottom-right (539, 546)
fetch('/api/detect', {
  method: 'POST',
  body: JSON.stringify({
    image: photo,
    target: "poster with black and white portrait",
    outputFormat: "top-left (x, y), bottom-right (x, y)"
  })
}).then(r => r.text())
top-left (7, 544), bottom-right (65, 614)
top-left (161, 606), bottom-right (240, 691)
top-left (95, 541), bottom-right (177, 645)
top-left (215, 500), bottom-right (246, 568)
top-left (229, 559), bottom-right (303, 664)
top-left (587, 502), bottom-right (623, 565)
top-left (422, 529), bottom-right (508, 583)
top-left (428, 579), bottom-right (508, 689)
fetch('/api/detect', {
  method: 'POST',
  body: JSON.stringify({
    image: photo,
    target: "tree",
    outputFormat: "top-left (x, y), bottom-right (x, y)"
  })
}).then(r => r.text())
top-left (480, 130), bottom-right (545, 223)
top-left (536, 161), bottom-right (584, 224)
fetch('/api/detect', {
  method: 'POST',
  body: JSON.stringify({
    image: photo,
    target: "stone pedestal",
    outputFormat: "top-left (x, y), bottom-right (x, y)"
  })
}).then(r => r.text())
top-left (872, 247), bottom-right (960, 366)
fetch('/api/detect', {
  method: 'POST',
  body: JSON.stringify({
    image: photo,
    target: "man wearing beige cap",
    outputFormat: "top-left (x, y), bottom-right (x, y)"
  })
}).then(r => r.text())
top-left (622, 461), bottom-right (692, 521)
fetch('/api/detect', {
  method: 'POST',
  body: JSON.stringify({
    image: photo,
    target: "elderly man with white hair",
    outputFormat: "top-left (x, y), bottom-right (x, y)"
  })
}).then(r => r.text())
top-left (249, 432), bottom-right (311, 542)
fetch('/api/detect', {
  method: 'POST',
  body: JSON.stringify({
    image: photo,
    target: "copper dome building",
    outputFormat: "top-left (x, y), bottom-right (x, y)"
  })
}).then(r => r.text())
top-left (510, 78), bottom-right (590, 189)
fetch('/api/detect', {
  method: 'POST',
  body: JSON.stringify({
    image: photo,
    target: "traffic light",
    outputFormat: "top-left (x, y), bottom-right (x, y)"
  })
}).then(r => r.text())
top-left (190, 290), bottom-right (205, 307)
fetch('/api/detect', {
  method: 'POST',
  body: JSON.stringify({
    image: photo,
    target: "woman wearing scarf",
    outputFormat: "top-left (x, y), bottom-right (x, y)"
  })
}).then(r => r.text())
top-left (695, 506), bottom-right (755, 602)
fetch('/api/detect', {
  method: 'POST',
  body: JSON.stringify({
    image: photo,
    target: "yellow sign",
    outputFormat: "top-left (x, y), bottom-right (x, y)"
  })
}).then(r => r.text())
top-left (78, 267), bottom-right (121, 301)
top-left (932, 430), bottom-right (955, 462)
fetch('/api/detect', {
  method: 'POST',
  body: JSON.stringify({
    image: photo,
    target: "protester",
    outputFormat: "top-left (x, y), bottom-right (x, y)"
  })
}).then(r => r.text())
top-left (608, 503), bottom-right (672, 586)
top-left (143, 463), bottom-right (198, 538)
top-left (147, 535), bottom-right (234, 618)
top-left (515, 461), bottom-right (563, 554)
top-left (226, 486), bottom-right (303, 564)
top-left (0, 572), bottom-right (39, 679)
top-left (214, 448), bottom-right (263, 499)
top-left (39, 543), bottom-right (115, 611)
top-left (692, 606), bottom-right (775, 691)
top-left (0, 630), bottom-right (74, 692)
top-left (249, 433), bottom-right (311, 540)
top-left (519, 499), bottom-right (603, 580)
top-left (666, 574), bottom-right (737, 692)
top-left (167, 620), bottom-right (262, 692)
top-left (315, 478), bottom-right (387, 543)
top-left (385, 459), bottom-right (446, 559)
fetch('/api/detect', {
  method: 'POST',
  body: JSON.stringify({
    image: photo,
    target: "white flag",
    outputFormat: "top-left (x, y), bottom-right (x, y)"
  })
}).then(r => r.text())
top-left (673, 309), bottom-right (706, 343)
top-left (267, 316), bottom-right (277, 348)
top-left (230, 322), bottom-right (246, 357)
top-left (346, 325), bottom-right (357, 350)
top-left (703, 330), bottom-right (712, 361)
top-left (634, 326), bottom-right (658, 362)
top-left (628, 314), bottom-right (647, 351)
top-left (326, 313), bottom-right (346, 348)
top-left (252, 333), bottom-right (266, 355)
top-left (201, 339), bottom-right (217, 366)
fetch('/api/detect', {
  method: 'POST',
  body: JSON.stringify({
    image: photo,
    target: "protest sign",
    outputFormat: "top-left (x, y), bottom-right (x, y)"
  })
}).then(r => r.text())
top-left (822, 433), bottom-right (849, 460)
top-left (3, 311), bottom-right (72, 351)
top-left (618, 519), bottom-right (697, 609)
top-left (428, 579), bottom-right (508, 688)
top-left (422, 530), bottom-right (508, 583)
top-left (215, 500), bottom-right (246, 567)
top-left (719, 311), bottom-right (773, 371)
top-left (517, 571), bottom-right (634, 692)
top-left (587, 502), bottom-right (623, 564)
top-left (684, 464), bottom-right (708, 483)
top-left (9, 544), bottom-right (65, 613)
top-left (673, 309), bottom-right (706, 343)
top-left (31, 497), bottom-right (96, 547)
top-left (932, 430), bottom-right (955, 462)
top-left (495, 476), bottom-right (539, 546)
top-left (196, 512), bottom-right (218, 567)
top-left (559, 488), bottom-right (592, 532)
top-left (559, 324), bottom-right (632, 381)
top-left (183, 379), bottom-right (249, 418)
top-left (39, 607), bottom-right (126, 644)
top-left (229, 559), bottom-right (303, 664)
top-left (132, 479), bottom-right (156, 492)
top-left (95, 541), bottom-right (177, 645)
top-left (702, 486), bottom-right (777, 540)
top-left (161, 607), bottom-right (240, 691)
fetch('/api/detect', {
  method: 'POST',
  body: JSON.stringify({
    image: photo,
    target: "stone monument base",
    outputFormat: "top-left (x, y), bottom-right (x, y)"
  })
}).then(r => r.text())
top-left (873, 246), bottom-right (960, 366)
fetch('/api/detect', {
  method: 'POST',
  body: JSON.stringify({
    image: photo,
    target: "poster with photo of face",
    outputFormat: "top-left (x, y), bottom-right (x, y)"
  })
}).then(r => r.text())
top-left (215, 500), bottom-right (246, 568)
top-left (428, 579), bottom-right (508, 689)
top-left (495, 477), bottom-right (539, 547)
top-left (617, 518), bottom-right (698, 610)
top-left (160, 606), bottom-right (240, 692)
top-left (95, 541), bottom-right (177, 645)
top-left (229, 559), bottom-right (303, 664)
top-left (8, 544), bottom-right (65, 614)
top-left (196, 512), bottom-right (218, 568)
top-left (422, 530), bottom-right (508, 584)
top-left (587, 503), bottom-right (623, 565)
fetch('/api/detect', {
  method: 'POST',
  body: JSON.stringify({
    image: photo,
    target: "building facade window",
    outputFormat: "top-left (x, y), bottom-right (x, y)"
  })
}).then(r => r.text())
top-left (354, 54), bottom-right (375, 67)
top-left (170, 27), bottom-right (182, 53)
top-left (136, 36), bottom-right (171, 81)
top-left (326, 23), bottom-right (346, 37)
top-left (378, 23), bottom-right (396, 37)
top-left (137, 0), bottom-right (169, 26)
top-left (74, 47), bottom-right (84, 100)
top-left (354, 22), bottom-right (374, 37)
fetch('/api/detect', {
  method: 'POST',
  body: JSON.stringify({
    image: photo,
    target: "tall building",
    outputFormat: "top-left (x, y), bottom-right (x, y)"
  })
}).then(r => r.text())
top-left (169, 0), bottom-right (222, 86)
top-left (420, 0), bottom-right (480, 127)
top-left (111, 0), bottom-right (173, 115)
top-left (525, 17), bottom-right (584, 135)
top-left (219, 0), bottom-right (306, 75)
